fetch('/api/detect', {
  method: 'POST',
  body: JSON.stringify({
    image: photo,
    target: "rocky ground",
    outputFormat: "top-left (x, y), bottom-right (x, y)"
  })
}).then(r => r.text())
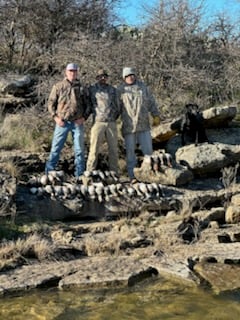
top-left (0, 104), bottom-right (240, 297)
top-left (0, 151), bottom-right (240, 297)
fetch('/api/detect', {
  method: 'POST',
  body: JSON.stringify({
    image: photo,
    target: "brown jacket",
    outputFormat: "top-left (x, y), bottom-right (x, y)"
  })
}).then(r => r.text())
top-left (48, 78), bottom-right (90, 121)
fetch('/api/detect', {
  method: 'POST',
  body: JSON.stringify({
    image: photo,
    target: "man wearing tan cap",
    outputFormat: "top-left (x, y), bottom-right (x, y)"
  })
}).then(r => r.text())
top-left (86, 68), bottom-right (119, 174)
top-left (117, 67), bottom-right (160, 182)
top-left (45, 63), bottom-right (89, 177)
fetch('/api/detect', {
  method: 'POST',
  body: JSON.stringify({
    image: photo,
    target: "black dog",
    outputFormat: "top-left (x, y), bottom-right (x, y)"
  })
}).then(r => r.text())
top-left (181, 103), bottom-right (209, 146)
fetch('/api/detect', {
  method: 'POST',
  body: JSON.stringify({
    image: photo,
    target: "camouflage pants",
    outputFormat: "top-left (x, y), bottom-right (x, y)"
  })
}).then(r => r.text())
top-left (86, 121), bottom-right (118, 173)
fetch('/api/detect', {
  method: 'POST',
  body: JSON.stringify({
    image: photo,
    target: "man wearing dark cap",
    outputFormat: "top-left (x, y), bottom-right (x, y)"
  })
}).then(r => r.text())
top-left (45, 63), bottom-right (90, 176)
top-left (86, 68), bottom-right (119, 174)
top-left (117, 67), bottom-right (161, 182)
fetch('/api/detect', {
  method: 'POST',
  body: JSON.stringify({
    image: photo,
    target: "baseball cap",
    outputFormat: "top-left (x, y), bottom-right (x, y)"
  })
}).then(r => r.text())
top-left (97, 69), bottom-right (108, 77)
top-left (122, 67), bottom-right (136, 78)
top-left (97, 68), bottom-right (109, 78)
top-left (66, 63), bottom-right (78, 71)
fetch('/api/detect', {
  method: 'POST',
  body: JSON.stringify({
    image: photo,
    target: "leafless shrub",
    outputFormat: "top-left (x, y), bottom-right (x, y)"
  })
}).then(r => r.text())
top-left (220, 163), bottom-right (239, 206)
top-left (1, 0), bottom-right (239, 116)
top-left (221, 163), bottom-right (239, 189)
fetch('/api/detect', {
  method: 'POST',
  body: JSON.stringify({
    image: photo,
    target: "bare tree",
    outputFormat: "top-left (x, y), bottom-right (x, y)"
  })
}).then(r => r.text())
top-left (0, 0), bottom-right (120, 71)
top-left (1, 0), bottom-right (240, 119)
top-left (130, 0), bottom-right (240, 116)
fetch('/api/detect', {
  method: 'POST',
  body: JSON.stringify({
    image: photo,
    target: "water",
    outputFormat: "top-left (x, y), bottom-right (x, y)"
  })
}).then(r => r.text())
top-left (0, 278), bottom-right (240, 320)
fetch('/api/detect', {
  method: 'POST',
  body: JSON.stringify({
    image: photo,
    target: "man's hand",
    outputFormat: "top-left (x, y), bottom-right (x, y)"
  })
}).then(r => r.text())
top-left (152, 116), bottom-right (160, 126)
top-left (54, 115), bottom-right (65, 127)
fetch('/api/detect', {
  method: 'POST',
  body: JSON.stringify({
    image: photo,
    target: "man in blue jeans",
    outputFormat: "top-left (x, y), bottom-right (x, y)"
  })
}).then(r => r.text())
top-left (45, 63), bottom-right (89, 177)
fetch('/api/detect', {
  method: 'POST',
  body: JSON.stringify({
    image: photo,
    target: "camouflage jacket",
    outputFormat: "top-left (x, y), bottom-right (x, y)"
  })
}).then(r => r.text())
top-left (48, 78), bottom-right (90, 121)
top-left (89, 83), bottom-right (119, 123)
top-left (117, 80), bottom-right (160, 136)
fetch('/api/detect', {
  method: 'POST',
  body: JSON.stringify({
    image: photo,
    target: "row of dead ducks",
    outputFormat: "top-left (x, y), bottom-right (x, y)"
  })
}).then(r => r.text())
top-left (27, 169), bottom-right (119, 187)
top-left (28, 170), bottom-right (164, 203)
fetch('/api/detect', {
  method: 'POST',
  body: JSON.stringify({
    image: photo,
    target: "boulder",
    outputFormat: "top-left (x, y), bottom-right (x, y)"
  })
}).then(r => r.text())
top-left (133, 150), bottom-right (193, 186)
top-left (134, 163), bottom-right (193, 186)
top-left (225, 194), bottom-right (240, 224)
top-left (175, 143), bottom-right (240, 176)
top-left (152, 105), bottom-right (237, 145)
top-left (0, 74), bottom-right (35, 96)
top-left (230, 193), bottom-right (240, 206)
top-left (194, 262), bottom-right (240, 294)
top-left (203, 105), bottom-right (237, 128)
top-left (0, 74), bottom-right (37, 112)
top-left (167, 127), bottom-right (240, 158)
top-left (225, 205), bottom-right (240, 224)
top-left (151, 118), bottom-right (182, 143)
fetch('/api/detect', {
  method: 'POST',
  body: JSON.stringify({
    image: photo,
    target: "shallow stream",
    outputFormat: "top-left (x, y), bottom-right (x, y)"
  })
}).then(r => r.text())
top-left (0, 278), bottom-right (240, 319)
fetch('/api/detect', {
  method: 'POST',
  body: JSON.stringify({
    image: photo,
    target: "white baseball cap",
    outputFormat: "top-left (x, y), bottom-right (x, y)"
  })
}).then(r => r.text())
top-left (122, 67), bottom-right (136, 78)
top-left (66, 63), bottom-right (78, 71)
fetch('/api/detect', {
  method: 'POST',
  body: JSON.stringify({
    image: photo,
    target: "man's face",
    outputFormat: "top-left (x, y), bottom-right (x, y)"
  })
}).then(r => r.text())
top-left (97, 74), bottom-right (108, 85)
top-left (66, 69), bottom-right (78, 82)
top-left (124, 74), bottom-right (136, 85)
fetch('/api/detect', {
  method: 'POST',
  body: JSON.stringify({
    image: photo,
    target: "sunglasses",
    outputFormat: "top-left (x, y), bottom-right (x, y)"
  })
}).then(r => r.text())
top-left (97, 74), bottom-right (108, 79)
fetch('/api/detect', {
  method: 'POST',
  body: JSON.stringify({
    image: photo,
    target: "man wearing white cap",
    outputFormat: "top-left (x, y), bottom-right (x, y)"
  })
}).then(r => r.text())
top-left (117, 67), bottom-right (160, 181)
top-left (45, 63), bottom-right (89, 176)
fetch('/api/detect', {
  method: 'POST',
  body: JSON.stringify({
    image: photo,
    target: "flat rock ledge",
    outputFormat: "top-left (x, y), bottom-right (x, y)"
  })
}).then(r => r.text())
top-left (0, 239), bottom-right (240, 296)
top-left (0, 256), bottom-right (205, 296)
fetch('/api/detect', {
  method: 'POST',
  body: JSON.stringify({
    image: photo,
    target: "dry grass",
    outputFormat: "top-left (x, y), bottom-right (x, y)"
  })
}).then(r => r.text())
top-left (221, 163), bottom-right (239, 207)
top-left (221, 163), bottom-right (239, 189)
top-left (0, 233), bottom-right (57, 271)
top-left (84, 232), bottom-right (122, 256)
top-left (0, 160), bottom-right (19, 178)
top-left (83, 218), bottom-right (141, 256)
top-left (0, 108), bottom-right (52, 152)
top-left (179, 198), bottom-right (194, 218)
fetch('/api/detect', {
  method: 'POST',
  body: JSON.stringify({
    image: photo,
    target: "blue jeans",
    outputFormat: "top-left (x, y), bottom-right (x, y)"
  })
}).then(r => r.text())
top-left (124, 130), bottom-right (153, 179)
top-left (45, 121), bottom-right (85, 177)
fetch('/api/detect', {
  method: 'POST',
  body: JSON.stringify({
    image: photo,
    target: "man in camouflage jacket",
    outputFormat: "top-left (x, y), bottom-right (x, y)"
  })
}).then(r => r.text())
top-left (117, 67), bottom-right (160, 181)
top-left (86, 69), bottom-right (119, 174)
top-left (45, 63), bottom-right (90, 177)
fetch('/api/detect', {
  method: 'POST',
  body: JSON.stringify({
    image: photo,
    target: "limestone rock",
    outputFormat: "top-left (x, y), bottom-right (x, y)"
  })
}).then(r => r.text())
top-left (194, 262), bottom-right (240, 294)
top-left (134, 150), bottom-right (193, 186)
top-left (167, 127), bottom-right (240, 157)
top-left (134, 164), bottom-right (193, 186)
top-left (230, 193), bottom-right (240, 206)
top-left (203, 105), bottom-right (237, 128)
top-left (0, 74), bottom-right (35, 96)
top-left (194, 207), bottom-right (225, 224)
top-left (225, 205), bottom-right (240, 224)
top-left (0, 74), bottom-right (37, 112)
top-left (151, 118), bottom-right (182, 143)
top-left (175, 143), bottom-right (240, 176)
